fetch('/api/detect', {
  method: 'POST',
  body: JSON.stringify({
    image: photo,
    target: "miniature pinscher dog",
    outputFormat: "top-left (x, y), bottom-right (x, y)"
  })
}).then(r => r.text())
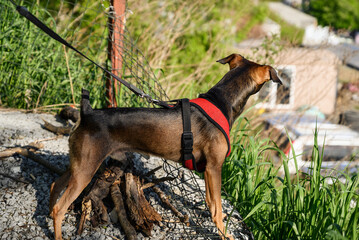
top-left (49, 53), bottom-right (282, 239)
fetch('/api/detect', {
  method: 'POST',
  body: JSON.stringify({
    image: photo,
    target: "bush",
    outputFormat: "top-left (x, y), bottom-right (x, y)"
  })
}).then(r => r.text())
top-left (304, 0), bottom-right (359, 30)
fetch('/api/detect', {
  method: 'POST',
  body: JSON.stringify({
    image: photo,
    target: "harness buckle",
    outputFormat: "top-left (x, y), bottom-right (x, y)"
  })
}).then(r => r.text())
top-left (182, 131), bottom-right (193, 151)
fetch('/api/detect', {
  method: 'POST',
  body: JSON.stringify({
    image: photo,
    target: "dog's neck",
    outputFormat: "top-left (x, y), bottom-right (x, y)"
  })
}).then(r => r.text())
top-left (199, 67), bottom-right (261, 128)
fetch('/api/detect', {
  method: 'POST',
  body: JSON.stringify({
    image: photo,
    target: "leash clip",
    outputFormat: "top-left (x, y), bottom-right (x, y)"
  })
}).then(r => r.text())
top-left (142, 93), bottom-right (154, 103)
top-left (142, 93), bottom-right (162, 105)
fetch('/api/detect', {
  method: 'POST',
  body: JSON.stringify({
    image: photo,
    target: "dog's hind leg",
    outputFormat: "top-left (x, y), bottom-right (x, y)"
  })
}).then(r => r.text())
top-left (51, 160), bottom-right (105, 239)
top-left (51, 136), bottom-right (110, 240)
top-left (52, 170), bottom-right (93, 239)
top-left (49, 170), bottom-right (71, 215)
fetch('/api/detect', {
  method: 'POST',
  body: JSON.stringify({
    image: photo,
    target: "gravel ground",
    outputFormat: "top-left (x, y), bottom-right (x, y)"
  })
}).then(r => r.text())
top-left (0, 109), bottom-right (253, 240)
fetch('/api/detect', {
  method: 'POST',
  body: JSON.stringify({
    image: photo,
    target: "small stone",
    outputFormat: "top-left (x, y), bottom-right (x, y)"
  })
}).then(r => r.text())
top-left (10, 166), bottom-right (21, 174)
top-left (17, 221), bottom-right (25, 227)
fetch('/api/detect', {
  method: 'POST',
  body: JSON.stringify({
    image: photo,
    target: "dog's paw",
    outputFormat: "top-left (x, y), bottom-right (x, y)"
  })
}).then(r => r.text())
top-left (225, 234), bottom-right (234, 240)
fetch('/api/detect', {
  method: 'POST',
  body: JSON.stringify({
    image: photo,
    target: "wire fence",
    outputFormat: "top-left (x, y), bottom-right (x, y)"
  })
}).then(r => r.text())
top-left (1, 0), bottom-right (168, 109)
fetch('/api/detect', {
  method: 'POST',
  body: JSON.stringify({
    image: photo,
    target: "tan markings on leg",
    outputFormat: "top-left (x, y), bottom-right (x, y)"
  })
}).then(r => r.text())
top-left (49, 170), bottom-right (71, 215)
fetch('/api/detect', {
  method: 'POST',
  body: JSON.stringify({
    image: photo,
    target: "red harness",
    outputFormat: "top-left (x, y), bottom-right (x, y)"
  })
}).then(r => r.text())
top-left (184, 98), bottom-right (231, 172)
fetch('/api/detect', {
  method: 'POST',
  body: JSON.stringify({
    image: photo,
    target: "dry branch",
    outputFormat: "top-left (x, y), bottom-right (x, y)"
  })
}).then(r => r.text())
top-left (42, 119), bottom-right (72, 135)
top-left (141, 182), bottom-right (156, 190)
top-left (59, 106), bottom-right (80, 123)
top-left (111, 183), bottom-right (138, 240)
top-left (78, 199), bottom-right (92, 235)
top-left (78, 163), bottom-right (124, 234)
top-left (141, 176), bottom-right (175, 190)
top-left (125, 173), bottom-right (162, 236)
top-left (42, 105), bottom-right (80, 134)
top-left (151, 176), bottom-right (175, 185)
top-left (0, 142), bottom-right (64, 175)
top-left (0, 142), bottom-right (43, 159)
top-left (0, 172), bottom-right (30, 184)
top-left (34, 136), bottom-right (63, 143)
top-left (143, 166), bottom-right (162, 177)
top-left (152, 186), bottom-right (189, 225)
top-left (19, 149), bottom-right (65, 175)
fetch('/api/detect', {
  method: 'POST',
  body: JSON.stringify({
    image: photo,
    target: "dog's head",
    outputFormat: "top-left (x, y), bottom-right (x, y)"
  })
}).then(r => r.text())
top-left (216, 53), bottom-right (282, 86)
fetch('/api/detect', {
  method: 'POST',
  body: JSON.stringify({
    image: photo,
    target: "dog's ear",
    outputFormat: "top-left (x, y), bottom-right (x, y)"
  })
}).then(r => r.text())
top-left (216, 54), bottom-right (245, 70)
top-left (252, 65), bottom-right (283, 85)
top-left (268, 66), bottom-right (282, 85)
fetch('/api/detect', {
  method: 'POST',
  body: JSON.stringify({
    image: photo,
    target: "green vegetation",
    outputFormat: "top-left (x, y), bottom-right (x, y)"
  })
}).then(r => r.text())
top-left (304, 0), bottom-right (359, 30)
top-left (1, 0), bottom-right (304, 109)
top-left (222, 114), bottom-right (358, 239)
top-left (0, 0), bottom-right (149, 110)
top-left (0, 0), bottom-right (108, 109)
top-left (126, 0), bottom-right (269, 99)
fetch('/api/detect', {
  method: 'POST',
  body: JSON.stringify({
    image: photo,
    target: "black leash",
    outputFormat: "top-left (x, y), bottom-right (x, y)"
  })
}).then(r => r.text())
top-left (8, 0), bottom-right (168, 106)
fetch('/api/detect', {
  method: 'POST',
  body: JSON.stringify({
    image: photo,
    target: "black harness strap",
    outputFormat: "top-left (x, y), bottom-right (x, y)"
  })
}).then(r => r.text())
top-left (180, 99), bottom-right (198, 172)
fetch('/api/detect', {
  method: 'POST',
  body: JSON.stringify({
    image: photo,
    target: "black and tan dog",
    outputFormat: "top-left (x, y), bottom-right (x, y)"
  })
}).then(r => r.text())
top-left (49, 54), bottom-right (282, 239)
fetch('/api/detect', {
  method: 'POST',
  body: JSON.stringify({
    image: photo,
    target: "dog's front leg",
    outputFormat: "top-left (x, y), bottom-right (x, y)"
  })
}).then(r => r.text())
top-left (204, 161), bottom-right (233, 240)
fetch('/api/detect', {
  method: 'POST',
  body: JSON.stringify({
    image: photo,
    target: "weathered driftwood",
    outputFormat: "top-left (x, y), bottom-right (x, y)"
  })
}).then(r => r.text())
top-left (42, 119), bottom-right (72, 135)
top-left (0, 142), bottom-right (64, 175)
top-left (152, 186), bottom-right (189, 225)
top-left (59, 106), bottom-right (80, 123)
top-left (0, 142), bottom-right (43, 158)
top-left (78, 163), bottom-right (124, 234)
top-left (111, 182), bottom-right (138, 240)
top-left (76, 156), bottom-right (187, 239)
top-left (125, 172), bottom-right (162, 236)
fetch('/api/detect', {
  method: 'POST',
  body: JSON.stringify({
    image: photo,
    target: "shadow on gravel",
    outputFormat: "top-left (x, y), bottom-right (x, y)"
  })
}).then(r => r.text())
top-left (20, 150), bottom-right (68, 239)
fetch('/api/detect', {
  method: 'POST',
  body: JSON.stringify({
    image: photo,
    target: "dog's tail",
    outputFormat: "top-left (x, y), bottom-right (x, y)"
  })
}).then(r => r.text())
top-left (81, 88), bottom-right (93, 115)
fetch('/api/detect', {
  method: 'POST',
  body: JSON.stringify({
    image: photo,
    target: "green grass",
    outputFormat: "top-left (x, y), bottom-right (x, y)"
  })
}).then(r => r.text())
top-left (0, 0), bottom-right (107, 109)
top-left (222, 116), bottom-right (359, 239)
top-left (0, 0), bottom-right (150, 110)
